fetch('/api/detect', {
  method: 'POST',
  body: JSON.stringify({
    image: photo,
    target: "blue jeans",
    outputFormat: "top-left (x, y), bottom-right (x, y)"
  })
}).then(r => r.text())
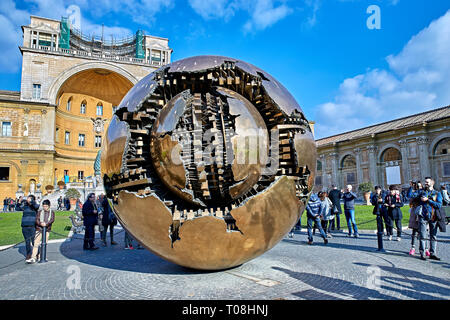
top-left (307, 216), bottom-right (327, 242)
top-left (344, 209), bottom-right (358, 235)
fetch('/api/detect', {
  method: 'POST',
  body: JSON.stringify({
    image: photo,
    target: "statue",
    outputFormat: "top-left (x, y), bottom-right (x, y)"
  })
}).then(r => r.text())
top-left (101, 56), bottom-right (317, 270)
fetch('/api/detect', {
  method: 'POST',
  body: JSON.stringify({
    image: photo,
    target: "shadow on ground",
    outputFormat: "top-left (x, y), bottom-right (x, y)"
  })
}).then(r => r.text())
top-left (58, 230), bottom-right (241, 275)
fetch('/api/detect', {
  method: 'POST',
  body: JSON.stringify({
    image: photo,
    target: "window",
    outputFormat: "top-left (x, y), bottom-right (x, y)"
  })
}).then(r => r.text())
top-left (151, 50), bottom-right (161, 62)
top-left (65, 131), bottom-right (70, 145)
top-left (2, 122), bottom-right (12, 136)
top-left (0, 167), bottom-right (10, 181)
top-left (80, 101), bottom-right (87, 114)
top-left (32, 84), bottom-right (41, 99)
top-left (315, 176), bottom-right (322, 186)
top-left (347, 172), bottom-right (356, 184)
top-left (78, 171), bottom-right (84, 180)
top-left (38, 33), bottom-right (53, 47)
top-left (95, 135), bottom-right (102, 148)
top-left (55, 127), bottom-right (59, 143)
top-left (444, 162), bottom-right (450, 177)
top-left (96, 103), bottom-right (103, 116)
top-left (78, 133), bottom-right (85, 147)
top-left (66, 97), bottom-right (72, 111)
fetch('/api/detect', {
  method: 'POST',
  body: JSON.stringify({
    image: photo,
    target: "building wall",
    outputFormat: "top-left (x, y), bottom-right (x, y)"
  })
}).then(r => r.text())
top-left (315, 118), bottom-right (450, 193)
top-left (0, 14), bottom-right (173, 201)
top-left (54, 92), bottom-right (112, 182)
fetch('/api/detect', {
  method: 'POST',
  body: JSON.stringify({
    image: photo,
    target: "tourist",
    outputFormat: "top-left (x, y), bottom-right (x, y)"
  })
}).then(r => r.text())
top-left (64, 196), bottom-right (70, 211)
top-left (82, 193), bottom-right (99, 251)
top-left (417, 177), bottom-right (444, 261)
top-left (441, 185), bottom-right (450, 206)
top-left (328, 185), bottom-right (342, 231)
top-left (28, 199), bottom-right (55, 264)
top-left (343, 185), bottom-right (359, 238)
top-left (305, 193), bottom-right (328, 245)
top-left (15, 197), bottom-right (23, 211)
top-left (3, 197), bottom-right (8, 212)
top-left (371, 186), bottom-right (386, 251)
top-left (19, 195), bottom-right (39, 261)
top-left (124, 231), bottom-right (134, 250)
top-left (9, 198), bottom-right (15, 211)
top-left (407, 180), bottom-right (423, 199)
top-left (319, 191), bottom-right (334, 238)
top-left (384, 185), bottom-right (404, 241)
top-left (100, 196), bottom-right (118, 246)
top-left (408, 197), bottom-right (422, 257)
top-left (57, 196), bottom-right (63, 210)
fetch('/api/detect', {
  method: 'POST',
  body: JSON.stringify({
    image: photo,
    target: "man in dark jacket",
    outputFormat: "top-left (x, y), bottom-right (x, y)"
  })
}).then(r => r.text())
top-left (328, 185), bottom-right (342, 231)
top-left (19, 195), bottom-right (40, 260)
top-left (82, 193), bottom-right (99, 250)
top-left (100, 196), bottom-right (118, 246)
top-left (371, 186), bottom-right (386, 251)
top-left (343, 185), bottom-right (359, 238)
top-left (305, 193), bottom-right (328, 245)
top-left (417, 177), bottom-right (444, 260)
top-left (384, 185), bottom-right (404, 241)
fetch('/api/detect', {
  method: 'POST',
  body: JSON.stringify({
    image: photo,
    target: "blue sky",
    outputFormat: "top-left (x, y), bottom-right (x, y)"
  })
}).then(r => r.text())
top-left (0, 0), bottom-right (449, 138)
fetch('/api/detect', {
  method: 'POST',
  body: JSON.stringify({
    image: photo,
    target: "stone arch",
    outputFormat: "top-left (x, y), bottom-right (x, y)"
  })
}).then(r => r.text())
top-left (47, 61), bottom-right (139, 105)
top-left (339, 153), bottom-right (356, 169)
top-left (430, 133), bottom-right (450, 155)
top-left (378, 144), bottom-right (402, 163)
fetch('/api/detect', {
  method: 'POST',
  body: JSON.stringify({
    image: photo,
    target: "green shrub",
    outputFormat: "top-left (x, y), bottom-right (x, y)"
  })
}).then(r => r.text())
top-left (358, 182), bottom-right (374, 193)
top-left (65, 188), bottom-right (81, 199)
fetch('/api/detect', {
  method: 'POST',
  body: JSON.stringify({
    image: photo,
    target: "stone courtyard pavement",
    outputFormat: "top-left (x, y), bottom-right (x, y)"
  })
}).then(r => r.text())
top-left (0, 225), bottom-right (449, 300)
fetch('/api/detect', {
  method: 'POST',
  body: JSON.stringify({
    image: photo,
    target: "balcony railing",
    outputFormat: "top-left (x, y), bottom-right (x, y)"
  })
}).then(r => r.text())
top-left (27, 45), bottom-right (166, 66)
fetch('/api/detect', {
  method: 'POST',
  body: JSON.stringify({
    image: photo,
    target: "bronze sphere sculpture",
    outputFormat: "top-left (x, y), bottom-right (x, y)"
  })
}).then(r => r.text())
top-left (101, 56), bottom-right (317, 270)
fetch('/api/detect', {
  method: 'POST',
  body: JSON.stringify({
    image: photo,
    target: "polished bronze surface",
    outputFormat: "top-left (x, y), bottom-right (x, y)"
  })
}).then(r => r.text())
top-left (101, 55), bottom-right (316, 270)
top-left (114, 175), bottom-right (302, 270)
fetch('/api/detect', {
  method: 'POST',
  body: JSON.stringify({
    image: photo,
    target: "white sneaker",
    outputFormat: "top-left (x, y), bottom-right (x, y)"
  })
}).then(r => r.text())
top-left (396, 237), bottom-right (401, 241)
top-left (26, 258), bottom-right (36, 264)
top-left (388, 235), bottom-right (392, 241)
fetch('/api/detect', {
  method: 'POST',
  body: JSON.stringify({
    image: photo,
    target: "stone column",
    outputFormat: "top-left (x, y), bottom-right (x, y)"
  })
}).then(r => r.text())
top-left (399, 139), bottom-right (411, 185)
top-left (416, 135), bottom-right (431, 180)
top-left (330, 152), bottom-right (339, 187)
top-left (354, 148), bottom-right (363, 185)
top-left (367, 145), bottom-right (379, 186)
top-left (319, 154), bottom-right (327, 189)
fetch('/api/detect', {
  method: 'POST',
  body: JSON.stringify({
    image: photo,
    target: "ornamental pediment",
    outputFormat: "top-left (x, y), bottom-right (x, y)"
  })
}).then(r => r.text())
top-left (31, 23), bottom-right (58, 33)
top-left (148, 43), bottom-right (168, 50)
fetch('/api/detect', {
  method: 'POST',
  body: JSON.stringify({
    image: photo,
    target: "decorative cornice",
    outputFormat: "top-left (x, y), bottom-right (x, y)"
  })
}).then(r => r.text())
top-left (416, 136), bottom-right (429, 145)
top-left (367, 145), bottom-right (378, 153)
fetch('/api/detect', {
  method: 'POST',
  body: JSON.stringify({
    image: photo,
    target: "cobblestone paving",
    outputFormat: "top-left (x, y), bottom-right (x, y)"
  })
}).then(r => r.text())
top-left (0, 226), bottom-right (449, 300)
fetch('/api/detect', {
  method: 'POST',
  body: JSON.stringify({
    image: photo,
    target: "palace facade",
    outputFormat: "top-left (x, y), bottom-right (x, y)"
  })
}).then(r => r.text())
top-left (314, 106), bottom-right (450, 193)
top-left (0, 15), bottom-right (172, 200)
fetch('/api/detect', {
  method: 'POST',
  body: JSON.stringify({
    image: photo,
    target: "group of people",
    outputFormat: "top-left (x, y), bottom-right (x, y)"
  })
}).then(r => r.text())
top-left (299, 177), bottom-right (447, 261)
top-left (57, 196), bottom-right (71, 211)
top-left (3, 196), bottom-right (41, 212)
top-left (302, 184), bottom-right (361, 245)
top-left (17, 192), bottom-right (146, 264)
top-left (18, 195), bottom-right (55, 264)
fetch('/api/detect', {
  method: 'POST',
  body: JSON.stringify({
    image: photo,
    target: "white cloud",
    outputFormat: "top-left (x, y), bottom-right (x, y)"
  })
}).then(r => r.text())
top-left (314, 10), bottom-right (450, 139)
top-left (188, 0), bottom-right (294, 32)
top-left (0, 0), bottom-right (30, 72)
